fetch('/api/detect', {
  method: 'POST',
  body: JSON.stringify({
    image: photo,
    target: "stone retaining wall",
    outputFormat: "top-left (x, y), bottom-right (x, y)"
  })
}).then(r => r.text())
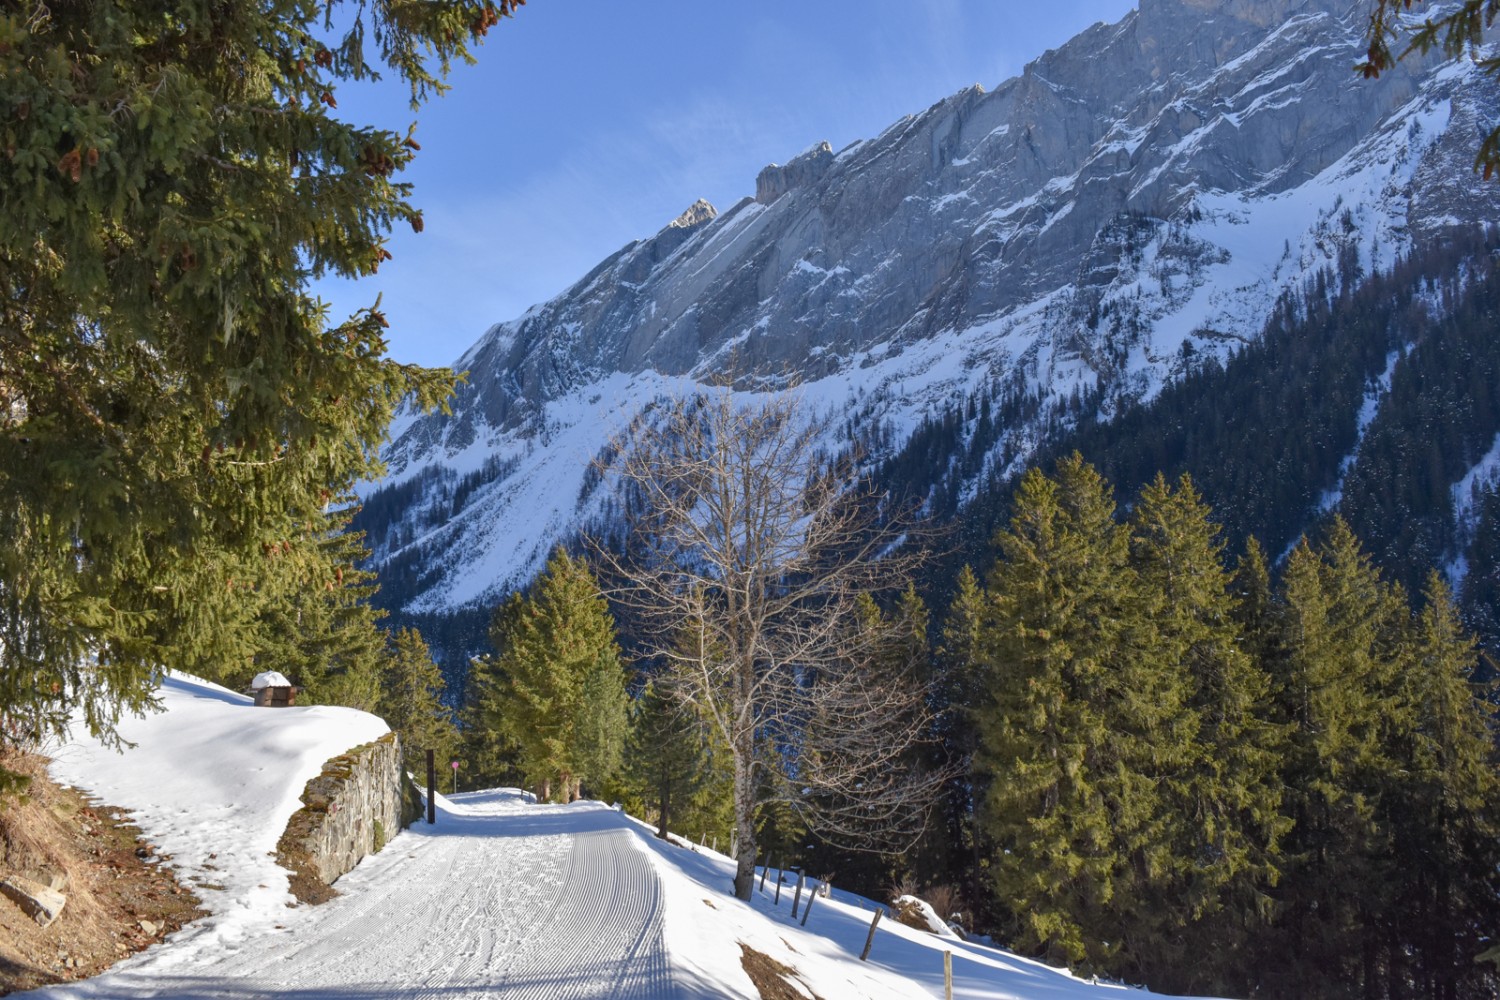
top-left (275, 732), bottom-right (422, 902)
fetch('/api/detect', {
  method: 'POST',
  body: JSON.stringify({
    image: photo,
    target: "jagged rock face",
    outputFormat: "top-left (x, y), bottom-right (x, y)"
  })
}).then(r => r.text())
top-left (370, 0), bottom-right (1500, 615)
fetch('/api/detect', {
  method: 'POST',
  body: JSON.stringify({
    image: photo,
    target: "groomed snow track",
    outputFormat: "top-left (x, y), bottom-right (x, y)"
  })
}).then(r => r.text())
top-left (46, 793), bottom-right (691, 999)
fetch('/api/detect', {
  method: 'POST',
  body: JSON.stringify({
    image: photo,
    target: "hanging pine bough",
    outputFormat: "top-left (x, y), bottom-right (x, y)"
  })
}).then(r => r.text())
top-left (1360, 0), bottom-right (1500, 176)
top-left (0, 0), bottom-right (520, 792)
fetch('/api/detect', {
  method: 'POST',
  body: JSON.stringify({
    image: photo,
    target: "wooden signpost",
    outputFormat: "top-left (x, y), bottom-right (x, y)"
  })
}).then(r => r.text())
top-left (426, 750), bottom-right (436, 825)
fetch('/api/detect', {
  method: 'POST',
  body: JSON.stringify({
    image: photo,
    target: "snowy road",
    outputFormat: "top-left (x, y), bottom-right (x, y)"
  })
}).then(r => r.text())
top-left (37, 676), bottom-right (1219, 1000)
top-left (46, 792), bottom-right (692, 999)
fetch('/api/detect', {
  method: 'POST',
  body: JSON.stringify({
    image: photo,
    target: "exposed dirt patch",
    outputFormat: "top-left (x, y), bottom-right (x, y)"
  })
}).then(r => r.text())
top-left (738, 941), bottom-right (824, 1000)
top-left (275, 835), bottom-right (337, 906)
top-left (0, 752), bottom-right (204, 996)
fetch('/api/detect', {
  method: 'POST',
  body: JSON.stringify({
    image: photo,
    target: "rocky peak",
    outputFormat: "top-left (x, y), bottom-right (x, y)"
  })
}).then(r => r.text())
top-left (755, 141), bottom-right (835, 204)
top-left (365, 0), bottom-right (1500, 618)
top-left (669, 199), bottom-right (717, 229)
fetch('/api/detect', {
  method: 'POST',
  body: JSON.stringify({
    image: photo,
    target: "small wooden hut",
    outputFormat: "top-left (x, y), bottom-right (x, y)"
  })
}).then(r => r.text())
top-left (246, 670), bottom-right (300, 707)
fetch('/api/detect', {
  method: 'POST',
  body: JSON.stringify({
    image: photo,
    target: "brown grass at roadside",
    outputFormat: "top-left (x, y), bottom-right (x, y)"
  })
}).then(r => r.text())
top-left (0, 751), bottom-right (204, 996)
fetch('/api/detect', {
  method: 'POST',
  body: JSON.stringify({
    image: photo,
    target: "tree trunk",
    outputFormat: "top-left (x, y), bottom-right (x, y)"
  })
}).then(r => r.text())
top-left (539, 777), bottom-right (551, 802)
top-left (657, 774), bottom-right (671, 840)
top-left (572, 777), bottom-right (581, 802)
top-left (732, 751), bottom-right (757, 900)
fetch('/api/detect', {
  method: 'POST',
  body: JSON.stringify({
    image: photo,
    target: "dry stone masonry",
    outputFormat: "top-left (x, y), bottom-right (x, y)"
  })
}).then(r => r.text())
top-left (276, 733), bottom-right (422, 902)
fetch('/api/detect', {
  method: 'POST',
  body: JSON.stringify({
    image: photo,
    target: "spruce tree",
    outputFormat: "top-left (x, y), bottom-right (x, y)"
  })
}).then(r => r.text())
top-left (377, 627), bottom-right (459, 783)
top-left (1230, 536), bottom-right (1280, 673)
top-left (627, 680), bottom-right (699, 840)
top-left (0, 0), bottom-right (509, 788)
top-left (1385, 574), bottom-right (1500, 998)
top-left (936, 565), bottom-right (991, 923)
top-left (1124, 473), bottom-right (1284, 993)
top-left (572, 649), bottom-right (629, 798)
top-left (472, 550), bottom-right (625, 801)
top-left (625, 679), bottom-right (731, 844)
top-left (1265, 520), bottom-right (1411, 998)
top-left (974, 455), bottom-right (1144, 973)
top-left (248, 513), bottom-right (390, 712)
top-left (457, 658), bottom-right (517, 790)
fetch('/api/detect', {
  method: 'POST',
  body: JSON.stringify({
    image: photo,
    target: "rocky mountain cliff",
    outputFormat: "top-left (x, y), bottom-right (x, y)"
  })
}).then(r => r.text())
top-left (360, 0), bottom-right (1500, 623)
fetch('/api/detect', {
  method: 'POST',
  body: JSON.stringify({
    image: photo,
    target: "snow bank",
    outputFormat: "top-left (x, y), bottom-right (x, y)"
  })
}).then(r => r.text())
top-left (45, 672), bottom-right (388, 972)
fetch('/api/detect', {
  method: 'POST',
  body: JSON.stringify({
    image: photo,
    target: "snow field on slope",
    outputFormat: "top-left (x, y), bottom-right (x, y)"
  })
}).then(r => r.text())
top-left (381, 60), bottom-right (1470, 616)
top-left (637, 818), bottom-right (1201, 1000)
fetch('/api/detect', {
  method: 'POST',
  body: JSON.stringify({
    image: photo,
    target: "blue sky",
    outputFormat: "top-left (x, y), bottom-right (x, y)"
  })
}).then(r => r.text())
top-left (320, 1), bottom-right (1138, 368)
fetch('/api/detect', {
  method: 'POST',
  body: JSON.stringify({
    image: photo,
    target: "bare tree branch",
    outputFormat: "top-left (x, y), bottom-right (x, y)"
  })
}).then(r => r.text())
top-left (592, 389), bottom-right (947, 901)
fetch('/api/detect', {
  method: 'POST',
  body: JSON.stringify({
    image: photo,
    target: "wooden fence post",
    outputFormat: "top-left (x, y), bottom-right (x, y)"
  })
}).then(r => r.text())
top-left (860, 909), bottom-right (882, 961)
top-left (944, 950), bottom-right (953, 1000)
top-left (800, 879), bottom-right (817, 926)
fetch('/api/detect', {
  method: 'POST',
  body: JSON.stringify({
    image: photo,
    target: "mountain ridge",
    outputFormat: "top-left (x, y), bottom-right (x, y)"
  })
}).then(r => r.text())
top-left (361, 0), bottom-right (1500, 625)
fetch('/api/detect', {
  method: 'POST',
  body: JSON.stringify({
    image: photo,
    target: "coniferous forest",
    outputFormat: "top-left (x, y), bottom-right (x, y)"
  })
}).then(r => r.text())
top-left (8, 2), bottom-right (1500, 998)
top-left (956, 458), bottom-right (1499, 998)
top-left (346, 232), bottom-right (1500, 999)
top-left (441, 451), bottom-right (1500, 999)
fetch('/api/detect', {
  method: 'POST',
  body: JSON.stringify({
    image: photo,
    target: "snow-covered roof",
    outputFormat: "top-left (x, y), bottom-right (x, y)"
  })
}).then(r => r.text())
top-left (249, 670), bottom-right (294, 690)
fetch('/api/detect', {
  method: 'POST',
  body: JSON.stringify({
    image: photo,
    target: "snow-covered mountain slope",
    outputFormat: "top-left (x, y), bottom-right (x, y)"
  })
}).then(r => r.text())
top-left (362, 0), bottom-right (1500, 616)
top-left (33, 677), bottom-right (1213, 999)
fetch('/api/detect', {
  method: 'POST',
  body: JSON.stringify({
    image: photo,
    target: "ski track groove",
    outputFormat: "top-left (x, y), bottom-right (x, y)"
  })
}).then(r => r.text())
top-left (492, 821), bottom-right (677, 1000)
top-left (72, 797), bottom-right (680, 998)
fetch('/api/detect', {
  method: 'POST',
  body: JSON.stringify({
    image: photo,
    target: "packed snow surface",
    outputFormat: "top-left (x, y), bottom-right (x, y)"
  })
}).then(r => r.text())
top-left (29, 674), bottom-right (1213, 998)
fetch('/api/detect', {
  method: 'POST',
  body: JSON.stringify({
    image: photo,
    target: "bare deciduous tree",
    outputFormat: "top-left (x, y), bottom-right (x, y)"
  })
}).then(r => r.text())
top-left (597, 391), bottom-right (942, 901)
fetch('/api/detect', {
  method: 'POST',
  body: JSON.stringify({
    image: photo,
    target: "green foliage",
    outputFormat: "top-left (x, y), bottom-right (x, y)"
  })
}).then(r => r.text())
top-left (457, 654), bottom-right (519, 789)
top-left (1386, 574), bottom-right (1500, 996)
top-left (377, 627), bottom-right (460, 782)
top-left (932, 564), bottom-right (992, 920)
top-left (972, 459), bottom-right (1500, 997)
top-left (572, 649), bottom-right (628, 796)
top-left (242, 511), bottom-right (390, 712)
top-left (1122, 474), bottom-right (1286, 992)
top-left (471, 550), bottom-right (626, 801)
top-left (624, 679), bottom-right (732, 844)
top-left (0, 0), bottom-right (523, 785)
top-left (1261, 525), bottom-right (1500, 999)
top-left (974, 455), bottom-right (1143, 972)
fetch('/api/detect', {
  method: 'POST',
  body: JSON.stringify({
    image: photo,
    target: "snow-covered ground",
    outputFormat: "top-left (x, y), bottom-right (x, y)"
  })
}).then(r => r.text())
top-left (25, 675), bottom-right (1215, 998)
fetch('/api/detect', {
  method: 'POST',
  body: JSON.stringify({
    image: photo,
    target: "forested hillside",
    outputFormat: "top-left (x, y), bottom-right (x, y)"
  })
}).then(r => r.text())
top-left (892, 228), bottom-right (1500, 656)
